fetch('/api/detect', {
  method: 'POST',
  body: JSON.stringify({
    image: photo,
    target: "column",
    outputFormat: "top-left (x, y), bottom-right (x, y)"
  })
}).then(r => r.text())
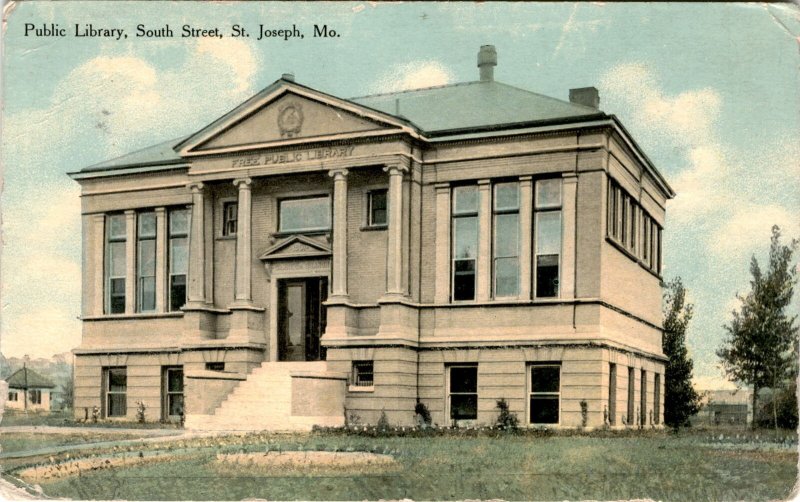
top-left (155, 207), bottom-right (167, 312)
top-left (233, 178), bottom-right (253, 304)
top-left (519, 176), bottom-right (533, 300)
top-left (434, 183), bottom-right (451, 303)
top-left (329, 169), bottom-right (349, 298)
top-left (187, 182), bottom-right (205, 305)
top-left (124, 210), bottom-right (136, 314)
top-left (384, 165), bottom-right (406, 296)
top-left (476, 179), bottom-right (491, 301)
top-left (92, 214), bottom-right (105, 316)
top-left (561, 174), bottom-right (578, 299)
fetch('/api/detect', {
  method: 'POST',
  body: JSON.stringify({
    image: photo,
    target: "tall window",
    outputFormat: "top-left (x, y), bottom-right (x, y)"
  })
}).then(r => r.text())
top-left (530, 364), bottom-right (560, 424)
top-left (367, 189), bottom-right (388, 227)
top-left (222, 201), bottom-right (238, 236)
top-left (627, 367), bottom-right (635, 425)
top-left (104, 367), bottom-right (127, 418)
top-left (654, 373), bottom-right (661, 425)
top-left (608, 363), bottom-right (617, 425)
top-left (137, 211), bottom-right (156, 312)
top-left (168, 208), bottom-right (189, 311)
top-left (640, 369), bottom-right (647, 426)
top-left (535, 179), bottom-right (562, 298)
top-left (279, 195), bottom-right (331, 233)
top-left (106, 214), bottom-right (127, 314)
top-left (163, 366), bottom-right (184, 419)
top-left (452, 186), bottom-right (479, 301)
top-left (448, 365), bottom-right (478, 421)
top-left (493, 182), bottom-right (520, 297)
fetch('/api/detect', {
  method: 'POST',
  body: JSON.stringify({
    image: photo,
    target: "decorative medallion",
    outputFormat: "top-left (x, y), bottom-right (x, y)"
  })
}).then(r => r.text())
top-left (277, 102), bottom-right (304, 138)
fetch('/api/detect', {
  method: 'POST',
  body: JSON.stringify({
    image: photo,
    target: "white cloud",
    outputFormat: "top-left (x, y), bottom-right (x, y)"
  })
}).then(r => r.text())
top-left (1, 40), bottom-right (261, 358)
top-left (709, 205), bottom-right (800, 261)
top-left (370, 61), bottom-right (455, 94)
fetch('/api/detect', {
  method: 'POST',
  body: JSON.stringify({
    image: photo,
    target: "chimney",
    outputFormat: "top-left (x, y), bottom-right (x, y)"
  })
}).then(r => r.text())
top-left (569, 87), bottom-right (600, 109)
top-left (281, 73), bottom-right (295, 82)
top-left (477, 45), bottom-right (497, 82)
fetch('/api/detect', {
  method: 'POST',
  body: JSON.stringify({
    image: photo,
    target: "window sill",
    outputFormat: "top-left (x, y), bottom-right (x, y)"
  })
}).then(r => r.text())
top-left (272, 230), bottom-right (330, 239)
top-left (605, 236), bottom-right (662, 279)
top-left (348, 385), bottom-right (375, 393)
top-left (216, 235), bottom-right (237, 241)
top-left (360, 224), bottom-right (388, 232)
top-left (82, 312), bottom-right (185, 321)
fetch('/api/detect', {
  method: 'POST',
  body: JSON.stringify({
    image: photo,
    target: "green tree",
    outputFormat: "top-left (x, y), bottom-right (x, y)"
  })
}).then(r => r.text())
top-left (717, 225), bottom-right (798, 429)
top-left (662, 277), bottom-right (701, 428)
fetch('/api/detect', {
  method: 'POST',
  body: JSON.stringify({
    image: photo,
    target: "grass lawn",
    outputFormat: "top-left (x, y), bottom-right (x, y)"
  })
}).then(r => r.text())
top-left (0, 432), bottom-right (145, 454)
top-left (27, 431), bottom-right (798, 501)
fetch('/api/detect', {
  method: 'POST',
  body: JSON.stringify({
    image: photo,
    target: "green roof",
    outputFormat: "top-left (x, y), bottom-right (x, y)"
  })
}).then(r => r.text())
top-left (6, 367), bottom-right (56, 389)
top-left (351, 80), bottom-right (603, 135)
top-left (80, 135), bottom-right (189, 173)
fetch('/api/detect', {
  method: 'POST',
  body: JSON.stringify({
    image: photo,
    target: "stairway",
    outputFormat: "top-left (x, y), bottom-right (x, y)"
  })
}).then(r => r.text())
top-left (185, 361), bottom-right (346, 432)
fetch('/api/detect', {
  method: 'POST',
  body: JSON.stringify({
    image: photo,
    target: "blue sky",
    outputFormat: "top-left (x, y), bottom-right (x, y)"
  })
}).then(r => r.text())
top-left (1, 2), bottom-right (798, 389)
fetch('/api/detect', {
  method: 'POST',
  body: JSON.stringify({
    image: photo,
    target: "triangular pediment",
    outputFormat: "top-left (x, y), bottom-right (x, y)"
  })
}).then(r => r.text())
top-left (178, 79), bottom-right (415, 156)
top-left (259, 234), bottom-right (332, 261)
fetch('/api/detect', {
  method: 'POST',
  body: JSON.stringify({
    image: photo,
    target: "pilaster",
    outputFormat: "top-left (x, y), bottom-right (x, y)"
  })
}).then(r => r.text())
top-left (92, 214), bottom-right (105, 316)
top-left (561, 174), bottom-right (578, 299)
top-left (232, 178), bottom-right (253, 306)
top-left (519, 176), bottom-right (533, 300)
top-left (155, 207), bottom-right (167, 312)
top-left (384, 165), bottom-right (407, 297)
top-left (476, 179), bottom-right (491, 301)
top-left (434, 183), bottom-right (451, 303)
top-left (124, 210), bottom-right (136, 314)
top-left (186, 182), bottom-right (205, 307)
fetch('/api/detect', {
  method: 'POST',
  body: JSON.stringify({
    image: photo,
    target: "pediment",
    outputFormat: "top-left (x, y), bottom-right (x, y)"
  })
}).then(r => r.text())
top-left (259, 234), bottom-right (332, 261)
top-left (178, 80), bottom-right (414, 156)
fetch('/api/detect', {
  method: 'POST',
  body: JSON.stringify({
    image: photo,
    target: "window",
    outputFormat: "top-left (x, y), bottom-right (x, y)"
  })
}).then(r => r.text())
top-left (163, 366), bottom-right (184, 418)
top-left (535, 179), bottom-right (561, 298)
top-left (279, 195), bottom-right (331, 233)
top-left (607, 178), bottom-right (662, 275)
top-left (449, 365), bottom-right (478, 421)
top-left (30, 389), bottom-right (41, 405)
top-left (608, 363), bottom-right (617, 425)
top-left (105, 214), bottom-right (127, 314)
top-left (627, 367), bottom-right (635, 425)
top-left (104, 367), bottom-right (127, 418)
top-left (137, 211), bottom-right (156, 312)
top-left (351, 361), bottom-right (374, 387)
top-left (529, 364), bottom-right (560, 424)
top-left (640, 369), bottom-right (647, 426)
top-left (493, 182), bottom-right (520, 297)
top-left (452, 186), bottom-right (479, 301)
top-left (654, 373), bottom-right (661, 425)
top-left (8, 391), bottom-right (17, 402)
top-left (168, 208), bottom-right (189, 311)
top-left (222, 201), bottom-right (238, 236)
top-left (367, 189), bottom-right (388, 227)
top-left (205, 362), bottom-right (225, 372)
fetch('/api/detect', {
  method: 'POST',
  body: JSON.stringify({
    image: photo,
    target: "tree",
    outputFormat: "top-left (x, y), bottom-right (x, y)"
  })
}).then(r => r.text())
top-left (662, 277), bottom-right (701, 428)
top-left (717, 225), bottom-right (799, 429)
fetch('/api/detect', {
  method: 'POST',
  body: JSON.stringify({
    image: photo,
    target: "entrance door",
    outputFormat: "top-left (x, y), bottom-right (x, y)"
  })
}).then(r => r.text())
top-left (278, 277), bottom-right (328, 361)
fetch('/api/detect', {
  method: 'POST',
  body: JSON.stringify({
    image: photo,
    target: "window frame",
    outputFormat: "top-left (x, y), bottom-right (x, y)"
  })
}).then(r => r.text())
top-left (277, 194), bottom-right (332, 234)
top-left (222, 200), bottom-right (238, 237)
top-left (654, 373), bottom-right (661, 425)
top-left (105, 213), bottom-right (127, 314)
top-left (608, 363), bottom-right (617, 426)
top-left (366, 189), bottom-right (388, 228)
top-left (103, 366), bottom-right (127, 418)
top-left (168, 208), bottom-right (189, 312)
top-left (447, 364), bottom-right (479, 422)
top-left (533, 179), bottom-right (562, 299)
top-left (205, 362), bottom-right (225, 372)
top-left (8, 391), bottom-right (17, 402)
top-left (136, 211), bottom-right (157, 313)
top-left (350, 361), bottom-right (375, 390)
top-left (451, 185), bottom-right (480, 302)
top-left (627, 366), bottom-right (635, 425)
top-left (30, 389), bottom-right (42, 405)
top-left (640, 369), bottom-right (647, 426)
top-left (528, 363), bottom-right (561, 426)
top-left (162, 366), bottom-right (184, 420)
top-left (492, 181), bottom-right (521, 298)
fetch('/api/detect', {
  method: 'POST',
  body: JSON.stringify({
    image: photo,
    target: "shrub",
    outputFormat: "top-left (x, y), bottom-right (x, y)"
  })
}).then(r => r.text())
top-left (136, 402), bottom-right (146, 424)
top-left (580, 400), bottom-right (588, 428)
top-left (415, 402), bottom-right (432, 427)
top-left (495, 398), bottom-right (519, 431)
top-left (377, 410), bottom-right (390, 432)
top-left (91, 406), bottom-right (100, 424)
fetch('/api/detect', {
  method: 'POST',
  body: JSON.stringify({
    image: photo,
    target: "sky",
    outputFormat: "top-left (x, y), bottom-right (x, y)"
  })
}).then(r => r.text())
top-left (1, 2), bottom-right (798, 389)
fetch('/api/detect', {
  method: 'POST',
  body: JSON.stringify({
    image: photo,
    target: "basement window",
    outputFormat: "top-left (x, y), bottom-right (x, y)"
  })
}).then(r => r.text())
top-left (205, 362), bottom-right (225, 372)
top-left (449, 365), bottom-right (478, 421)
top-left (351, 361), bottom-right (374, 388)
top-left (529, 364), bottom-right (560, 425)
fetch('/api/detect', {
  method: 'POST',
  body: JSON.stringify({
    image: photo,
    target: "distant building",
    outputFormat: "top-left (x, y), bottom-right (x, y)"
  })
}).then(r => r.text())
top-left (5, 367), bottom-right (56, 412)
top-left (693, 389), bottom-right (752, 426)
top-left (69, 46), bottom-right (673, 430)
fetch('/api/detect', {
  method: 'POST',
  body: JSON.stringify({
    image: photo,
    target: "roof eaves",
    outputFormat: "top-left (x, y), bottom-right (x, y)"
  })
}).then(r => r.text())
top-left (422, 112), bottom-right (608, 138)
top-left (608, 115), bottom-right (675, 199)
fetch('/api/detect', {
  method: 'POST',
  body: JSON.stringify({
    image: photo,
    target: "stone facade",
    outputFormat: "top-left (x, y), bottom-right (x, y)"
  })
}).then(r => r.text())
top-left (70, 47), bottom-right (673, 429)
